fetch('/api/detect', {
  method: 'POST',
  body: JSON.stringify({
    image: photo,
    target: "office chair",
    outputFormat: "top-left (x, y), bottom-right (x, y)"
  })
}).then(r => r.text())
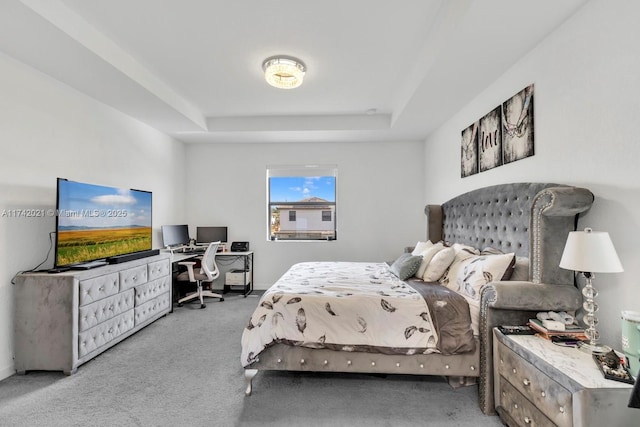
top-left (176, 241), bottom-right (224, 308)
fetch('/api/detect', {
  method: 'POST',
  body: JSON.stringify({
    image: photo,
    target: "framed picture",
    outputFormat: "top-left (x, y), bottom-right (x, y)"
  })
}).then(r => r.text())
top-left (461, 122), bottom-right (478, 177)
top-left (478, 105), bottom-right (502, 172)
top-left (502, 84), bottom-right (534, 164)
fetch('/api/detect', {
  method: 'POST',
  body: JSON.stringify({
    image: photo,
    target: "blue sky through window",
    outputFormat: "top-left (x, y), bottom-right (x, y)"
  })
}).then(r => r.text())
top-left (269, 176), bottom-right (335, 203)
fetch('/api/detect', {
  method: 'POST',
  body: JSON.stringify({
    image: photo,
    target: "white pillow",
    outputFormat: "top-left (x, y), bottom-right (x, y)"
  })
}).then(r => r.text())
top-left (440, 253), bottom-right (515, 300)
top-left (422, 246), bottom-right (455, 282)
top-left (450, 243), bottom-right (480, 256)
top-left (411, 240), bottom-right (433, 256)
top-left (415, 242), bottom-right (444, 278)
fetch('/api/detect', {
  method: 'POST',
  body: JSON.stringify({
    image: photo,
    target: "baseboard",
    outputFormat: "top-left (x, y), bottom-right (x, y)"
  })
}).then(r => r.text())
top-left (0, 363), bottom-right (15, 381)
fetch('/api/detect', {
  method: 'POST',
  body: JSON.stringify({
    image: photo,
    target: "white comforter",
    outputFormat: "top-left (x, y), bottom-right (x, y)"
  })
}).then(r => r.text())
top-left (241, 262), bottom-right (439, 367)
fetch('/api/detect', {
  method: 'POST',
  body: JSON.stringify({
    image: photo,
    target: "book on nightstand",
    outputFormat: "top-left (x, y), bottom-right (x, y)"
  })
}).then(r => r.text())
top-left (527, 318), bottom-right (588, 341)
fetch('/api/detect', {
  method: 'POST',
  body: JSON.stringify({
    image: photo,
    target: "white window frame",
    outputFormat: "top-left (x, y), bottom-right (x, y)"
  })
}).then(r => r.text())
top-left (267, 164), bottom-right (337, 241)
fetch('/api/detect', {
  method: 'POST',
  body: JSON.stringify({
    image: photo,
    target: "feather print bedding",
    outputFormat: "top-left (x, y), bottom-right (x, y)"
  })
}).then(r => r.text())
top-left (241, 261), bottom-right (444, 367)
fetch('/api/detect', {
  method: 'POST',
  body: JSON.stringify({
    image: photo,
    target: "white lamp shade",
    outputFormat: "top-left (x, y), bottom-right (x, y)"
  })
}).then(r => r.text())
top-left (559, 228), bottom-right (623, 273)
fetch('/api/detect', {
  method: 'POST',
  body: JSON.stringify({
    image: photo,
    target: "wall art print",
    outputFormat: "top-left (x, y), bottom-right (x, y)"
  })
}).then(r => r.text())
top-left (460, 84), bottom-right (535, 177)
top-left (478, 105), bottom-right (503, 173)
top-left (502, 84), bottom-right (534, 164)
top-left (460, 122), bottom-right (478, 177)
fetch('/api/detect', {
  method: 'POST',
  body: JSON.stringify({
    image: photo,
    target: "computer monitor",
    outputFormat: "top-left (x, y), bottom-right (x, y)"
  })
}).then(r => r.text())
top-left (161, 224), bottom-right (190, 248)
top-left (196, 226), bottom-right (228, 244)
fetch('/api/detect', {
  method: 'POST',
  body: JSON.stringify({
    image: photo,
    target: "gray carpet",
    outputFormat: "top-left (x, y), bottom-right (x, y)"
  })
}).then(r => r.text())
top-left (0, 294), bottom-right (503, 426)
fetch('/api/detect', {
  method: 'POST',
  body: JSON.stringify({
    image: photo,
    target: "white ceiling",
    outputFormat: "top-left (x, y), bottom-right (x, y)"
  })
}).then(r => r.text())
top-left (0, 0), bottom-right (589, 144)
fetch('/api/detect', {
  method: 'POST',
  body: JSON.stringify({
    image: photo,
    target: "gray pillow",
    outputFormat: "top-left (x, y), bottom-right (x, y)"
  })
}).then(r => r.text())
top-left (389, 253), bottom-right (423, 280)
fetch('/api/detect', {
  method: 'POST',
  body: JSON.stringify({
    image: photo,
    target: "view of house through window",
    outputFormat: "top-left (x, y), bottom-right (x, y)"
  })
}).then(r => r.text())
top-left (267, 165), bottom-right (337, 241)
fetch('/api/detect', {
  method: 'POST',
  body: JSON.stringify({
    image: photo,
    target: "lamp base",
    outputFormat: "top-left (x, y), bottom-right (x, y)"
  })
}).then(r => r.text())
top-left (577, 341), bottom-right (611, 355)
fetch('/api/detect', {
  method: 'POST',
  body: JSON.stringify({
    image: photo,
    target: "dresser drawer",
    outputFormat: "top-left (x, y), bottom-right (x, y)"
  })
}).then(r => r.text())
top-left (148, 258), bottom-right (171, 281)
top-left (78, 310), bottom-right (134, 358)
top-left (78, 272), bottom-right (119, 306)
top-left (78, 289), bottom-right (135, 332)
top-left (119, 265), bottom-right (148, 291)
top-left (497, 340), bottom-right (573, 426)
top-left (134, 276), bottom-right (171, 306)
top-left (498, 377), bottom-right (555, 427)
top-left (134, 292), bottom-right (170, 325)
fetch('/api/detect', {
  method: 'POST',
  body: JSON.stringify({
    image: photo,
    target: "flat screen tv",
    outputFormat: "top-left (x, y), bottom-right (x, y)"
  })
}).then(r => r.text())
top-left (55, 178), bottom-right (153, 268)
top-left (161, 224), bottom-right (190, 248)
top-left (196, 226), bottom-right (228, 244)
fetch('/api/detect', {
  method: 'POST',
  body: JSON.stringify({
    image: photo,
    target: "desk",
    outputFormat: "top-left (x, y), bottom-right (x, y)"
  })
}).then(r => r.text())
top-left (217, 251), bottom-right (253, 297)
top-left (166, 250), bottom-right (253, 307)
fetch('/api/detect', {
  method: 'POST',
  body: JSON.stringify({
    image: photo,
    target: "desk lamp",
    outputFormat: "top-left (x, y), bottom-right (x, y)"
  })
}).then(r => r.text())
top-left (560, 228), bottom-right (623, 353)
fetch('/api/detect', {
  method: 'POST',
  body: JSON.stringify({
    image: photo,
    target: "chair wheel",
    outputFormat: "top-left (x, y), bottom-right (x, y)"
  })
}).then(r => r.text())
top-left (220, 297), bottom-right (224, 302)
top-left (200, 304), bottom-right (206, 309)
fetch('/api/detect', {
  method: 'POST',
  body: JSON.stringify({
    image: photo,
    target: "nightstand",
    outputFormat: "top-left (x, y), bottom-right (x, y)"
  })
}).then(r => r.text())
top-left (493, 329), bottom-right (636, 426)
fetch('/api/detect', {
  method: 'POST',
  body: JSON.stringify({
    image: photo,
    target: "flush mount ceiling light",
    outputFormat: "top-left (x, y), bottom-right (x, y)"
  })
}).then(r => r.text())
top-left (262, 56), bottom-right (306, 89)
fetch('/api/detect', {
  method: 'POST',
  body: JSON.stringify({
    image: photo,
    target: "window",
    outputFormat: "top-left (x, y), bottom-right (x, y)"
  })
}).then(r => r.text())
top-left (268, 165), bottom-right (337, 241)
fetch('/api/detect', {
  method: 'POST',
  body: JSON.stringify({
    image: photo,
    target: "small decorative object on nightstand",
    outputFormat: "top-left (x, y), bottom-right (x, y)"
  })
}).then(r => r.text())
top-left (559, 228), bottom-right (623, 354)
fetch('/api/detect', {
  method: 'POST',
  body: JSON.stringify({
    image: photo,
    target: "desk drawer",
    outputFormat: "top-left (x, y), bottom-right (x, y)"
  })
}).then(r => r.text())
top-left (497, 340), bottom-right (572, 426)
top-left (79, 273), bottom-right (119, 306)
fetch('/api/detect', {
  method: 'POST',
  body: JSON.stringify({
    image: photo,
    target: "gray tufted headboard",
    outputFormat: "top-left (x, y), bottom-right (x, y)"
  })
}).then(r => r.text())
top-left (425, 183), bottom-right (594, 285)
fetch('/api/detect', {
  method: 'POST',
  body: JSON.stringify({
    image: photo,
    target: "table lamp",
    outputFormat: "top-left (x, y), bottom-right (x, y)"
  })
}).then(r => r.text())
top-left (559, 227), bottom-right (623, 354)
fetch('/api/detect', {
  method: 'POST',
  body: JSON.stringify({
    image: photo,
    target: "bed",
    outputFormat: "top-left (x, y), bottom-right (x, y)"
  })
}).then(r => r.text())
top-left (241, 183), bottom-right (594, 415)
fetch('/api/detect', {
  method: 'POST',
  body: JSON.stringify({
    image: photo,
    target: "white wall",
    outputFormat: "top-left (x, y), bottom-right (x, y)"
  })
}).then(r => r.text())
top-left (423, 0), bottom-right (640, 349)
top-left (0, 53), bottom-right (187, 380)
top-left (184, 141), bottom-right (425, 287)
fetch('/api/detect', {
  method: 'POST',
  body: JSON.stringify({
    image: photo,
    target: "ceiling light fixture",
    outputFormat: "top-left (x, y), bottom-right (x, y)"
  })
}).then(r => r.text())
top-left (262, 56), bottom-right (306, 89)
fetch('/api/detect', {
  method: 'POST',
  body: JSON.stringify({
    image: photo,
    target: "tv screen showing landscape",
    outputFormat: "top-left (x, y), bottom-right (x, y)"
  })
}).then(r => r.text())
top-left (55, 178), bottom-right (152, 267)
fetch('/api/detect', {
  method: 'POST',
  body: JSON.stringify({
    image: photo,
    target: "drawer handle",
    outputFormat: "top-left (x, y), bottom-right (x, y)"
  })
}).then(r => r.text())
top-left (523, 378), bottom-right (531, 386)
top-left (524, 416), bottom-right (532, 424)
top-left (559, 406), bottom-right (565, 414)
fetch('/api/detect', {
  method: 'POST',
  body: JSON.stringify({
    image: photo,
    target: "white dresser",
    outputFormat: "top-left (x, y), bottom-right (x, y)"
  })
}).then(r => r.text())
top-left (14, 254), bottom-right (171, 374)
top-left (493, 329), bottom-right (636, 426)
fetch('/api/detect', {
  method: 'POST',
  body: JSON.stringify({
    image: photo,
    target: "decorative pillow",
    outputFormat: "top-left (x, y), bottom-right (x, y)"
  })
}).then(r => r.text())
top-left (411, 240), bottom-right (433, 256)
top-left (422, 246), bottom-right (456, 282)
top-left (415, 242), bottom-right (444, 278)
top-left (481, 247), bottom-right (504, 255)
top-left (450, 243), bottom-right (480, 256)
top-left (440, 253), bottom-right (515, 300)
top-left (389, 253), bottom-right (423, 280)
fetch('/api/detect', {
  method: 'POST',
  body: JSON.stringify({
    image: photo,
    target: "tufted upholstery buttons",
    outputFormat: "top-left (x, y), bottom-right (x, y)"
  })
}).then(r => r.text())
top-left (438, 184), bottom-right (559, 258)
